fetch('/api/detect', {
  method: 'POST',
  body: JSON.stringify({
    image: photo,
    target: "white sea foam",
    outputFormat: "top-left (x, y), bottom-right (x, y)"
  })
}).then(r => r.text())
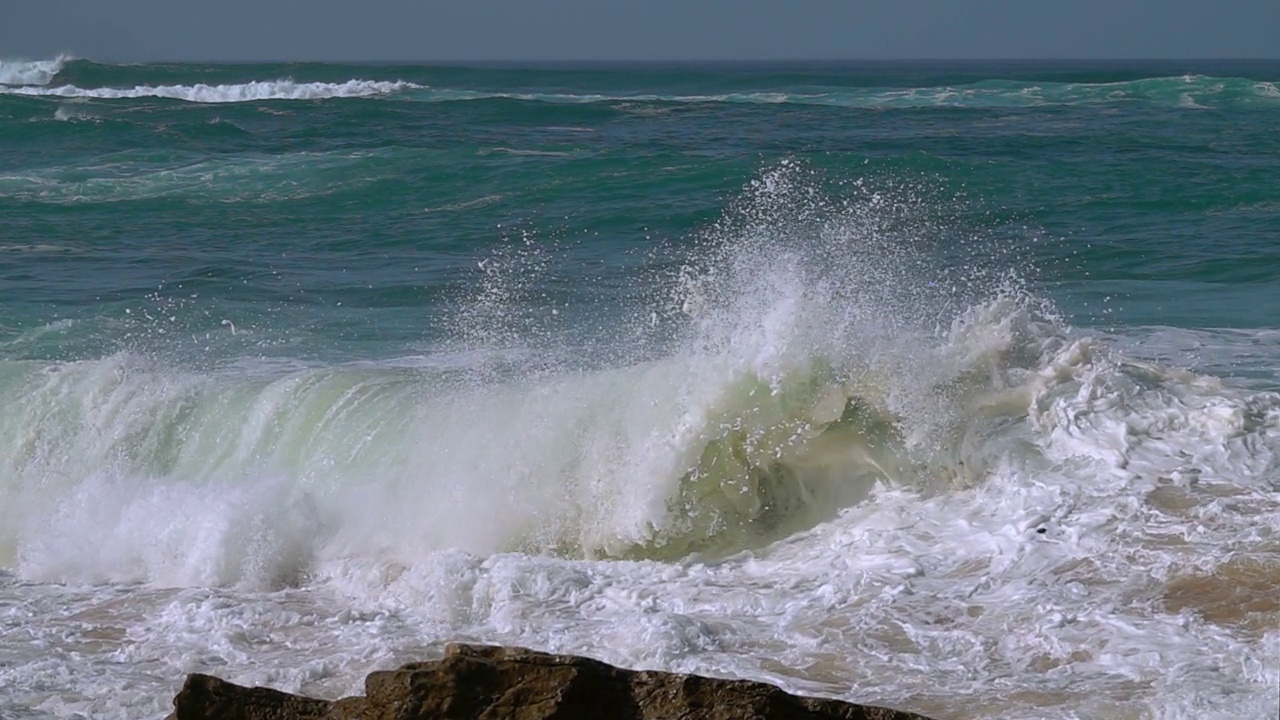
top-left (53, 102), bottom-right (98, 121)
top-left (0, 162), bottom-right (1052, 567)
top-left (0, 55), bottom-right (70, 86)
top-left (1, 163), bottom-right (1277, 719)
top-left (0, 78), bottom-right (420, 103)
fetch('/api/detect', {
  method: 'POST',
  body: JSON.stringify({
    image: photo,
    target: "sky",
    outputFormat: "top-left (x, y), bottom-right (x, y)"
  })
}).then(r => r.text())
top-left (2, 0), bottom-right (1277, 62)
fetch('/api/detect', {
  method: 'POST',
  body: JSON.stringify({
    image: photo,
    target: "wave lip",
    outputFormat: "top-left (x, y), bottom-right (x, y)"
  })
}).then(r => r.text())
top-left (0, 55), bottom-right (71, 86)
top-left (0, 78), bottom-right (422, 103)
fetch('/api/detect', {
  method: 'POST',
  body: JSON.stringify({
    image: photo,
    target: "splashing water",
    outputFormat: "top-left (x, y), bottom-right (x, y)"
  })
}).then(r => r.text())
top-left (1, 156), bottom-right (1277, 720)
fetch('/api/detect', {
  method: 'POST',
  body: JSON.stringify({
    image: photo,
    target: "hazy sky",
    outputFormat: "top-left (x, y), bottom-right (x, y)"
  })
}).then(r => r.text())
top-left (3, 0), bottom-right (1277, 62)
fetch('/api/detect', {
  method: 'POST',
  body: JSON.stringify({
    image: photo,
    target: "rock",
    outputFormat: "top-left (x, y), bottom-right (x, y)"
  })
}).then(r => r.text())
top-left (171, 673), bottom-right (334, 720)
top-left (171, 643), bottom-right (935, 720)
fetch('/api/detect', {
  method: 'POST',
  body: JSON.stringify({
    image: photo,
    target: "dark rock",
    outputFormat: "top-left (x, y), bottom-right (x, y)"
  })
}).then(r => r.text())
top-left (171, 643), bottom-right (936, 720)
top-left (171, 673), bottom-right (334, 720)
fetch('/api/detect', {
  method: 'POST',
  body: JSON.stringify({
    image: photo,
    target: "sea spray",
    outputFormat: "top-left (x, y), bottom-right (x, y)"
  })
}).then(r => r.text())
top-left (2, 161), bottom-right (1061, 579)
top-left (2, 59), bottom-right (1277, 720)
top-left (0, 55), bottom-right (71, 86)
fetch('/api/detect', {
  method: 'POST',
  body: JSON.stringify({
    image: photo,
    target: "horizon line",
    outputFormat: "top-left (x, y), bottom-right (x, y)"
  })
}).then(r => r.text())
top-left (26, 55), bottom-right (1280, 65)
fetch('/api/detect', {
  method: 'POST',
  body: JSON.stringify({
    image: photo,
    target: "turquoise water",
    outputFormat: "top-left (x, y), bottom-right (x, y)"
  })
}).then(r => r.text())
top-left (1, 58), bottom-right (1278, 719)
top-left (3, 60), bottom-right (1278, 356)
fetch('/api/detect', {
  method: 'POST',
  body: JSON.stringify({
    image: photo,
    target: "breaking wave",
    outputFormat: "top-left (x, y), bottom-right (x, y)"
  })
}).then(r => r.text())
top-left (2, 67), bottom-right (1274, 109)
top-left (0, 55), bottom-right (71, 86)
top-left (1, 162), bottom-right (1276, 593)
top-left (0, 78), bottom-right (421, 103)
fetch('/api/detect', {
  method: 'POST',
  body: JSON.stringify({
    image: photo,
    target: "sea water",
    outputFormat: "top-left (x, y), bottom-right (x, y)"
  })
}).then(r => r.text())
top-left (1, 58), bottom-right (1278, 719)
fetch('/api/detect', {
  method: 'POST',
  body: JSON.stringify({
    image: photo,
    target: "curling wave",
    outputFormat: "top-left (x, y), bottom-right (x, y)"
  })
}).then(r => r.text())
top-left (0, 296), bottom-right (1058, 584)
top-left (0, 162), bottom-right (1049, 588)
top-left (2, 162), bottom-right (1275, 593)
top-left (0, 55), bottom-right (70, 86)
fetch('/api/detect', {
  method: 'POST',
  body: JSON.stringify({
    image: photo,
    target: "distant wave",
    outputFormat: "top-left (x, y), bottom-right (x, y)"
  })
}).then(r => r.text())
top-left (3, 71), bottom-right (1275, 109)
top-left (0, 78), bottom-right (421, 103)
top-left (0, 55), bottom-right (71, 86)
top-left (415, 75), bottom-right (1279, 109)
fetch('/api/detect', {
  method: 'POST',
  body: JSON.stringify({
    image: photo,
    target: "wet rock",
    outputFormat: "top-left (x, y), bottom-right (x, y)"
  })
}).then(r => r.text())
top-left (171, 643), bottom-right (936, 720)
top-left (171, 672), bottom-right (334, 720)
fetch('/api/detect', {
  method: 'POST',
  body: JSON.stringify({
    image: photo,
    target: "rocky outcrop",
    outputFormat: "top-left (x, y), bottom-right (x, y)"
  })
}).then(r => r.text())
top-left (171, 643), bottom-right (936, 720)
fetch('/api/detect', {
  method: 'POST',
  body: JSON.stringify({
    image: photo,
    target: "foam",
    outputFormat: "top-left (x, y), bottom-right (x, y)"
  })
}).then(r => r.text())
top-left (0, 55), bottom-right (70, 86)
top-left (0, 162), bottom-right (1032, 573)
top-left (0, 78), bottom-right (420, 103)
top-left (1, 162), bottom-right (1277, 719)
top-left (2, 68), bottom-right (1275, 110)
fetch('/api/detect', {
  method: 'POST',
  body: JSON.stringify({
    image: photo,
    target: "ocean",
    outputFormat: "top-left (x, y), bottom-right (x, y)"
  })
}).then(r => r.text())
top-left (0, 57), bottom-right (1277, 719)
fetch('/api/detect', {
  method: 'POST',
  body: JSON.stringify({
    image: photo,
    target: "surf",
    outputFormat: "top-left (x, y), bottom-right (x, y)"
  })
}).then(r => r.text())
top-left (0, 120), bottom-right (1276, 718)
top-left (0, 162), bottom-right (1039, 578)
top-left (0, 55), bottom-right (72, 86)
top-left (0, 161), bottom-right (1273, 595)
top-left (0, 78), bottom-right (421, 103)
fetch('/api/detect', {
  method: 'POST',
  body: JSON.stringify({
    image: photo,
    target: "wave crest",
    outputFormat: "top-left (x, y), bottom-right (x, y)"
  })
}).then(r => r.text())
top-left (0, 161), bottom-right (1064, 585)
top-left (0, 78), bottom-right (420, 102)
top-left (0, 55), bottom-right (71, 86)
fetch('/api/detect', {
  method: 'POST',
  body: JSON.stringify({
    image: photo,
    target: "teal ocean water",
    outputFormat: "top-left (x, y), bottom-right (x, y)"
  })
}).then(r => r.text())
top-left (1, 58), bottom-right (1278, 719)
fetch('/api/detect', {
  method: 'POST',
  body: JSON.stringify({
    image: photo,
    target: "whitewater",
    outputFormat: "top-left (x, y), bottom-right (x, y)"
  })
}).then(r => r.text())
top-left (1, 58), bottom-right (1278, 720)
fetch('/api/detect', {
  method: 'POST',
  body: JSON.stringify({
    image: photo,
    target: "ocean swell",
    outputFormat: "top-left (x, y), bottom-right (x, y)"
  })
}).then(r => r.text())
top-left (395, 75), bottom-right (1280, 110)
